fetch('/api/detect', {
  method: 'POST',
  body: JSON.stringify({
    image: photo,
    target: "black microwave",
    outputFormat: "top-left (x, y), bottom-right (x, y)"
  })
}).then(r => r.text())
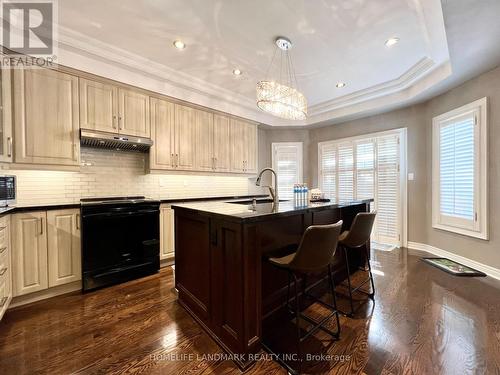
top-left (0, 175), bottom-right (16, 207)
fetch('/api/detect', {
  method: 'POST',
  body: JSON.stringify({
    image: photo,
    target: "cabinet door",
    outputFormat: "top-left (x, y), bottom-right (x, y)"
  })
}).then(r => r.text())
top-left (79, 78), bottom-right (118, 133)
top-left (160, 205), bottom-right (175, 260)
top-left (244, 122), bottom-right (258, 173)
top-left (118, 88), bottom-right (150, 137)
top-left (47, 209), bottom-right (81, 287)
top-left (12, 212), bottom-right (48, 296)
top-left (195, 109), bottom-right (214, 171)
top-left (0, 216), bottom-right (11, 320)
top-left (174, 104), bottom-right (196, 170)
top-left (0, 58), bottom-right (13, 163)
top-left (213, 114), bottom-right (231, 172)
top-left (230, 118), bottom-right (246, 173)
top-left (13, 68), bottom-right (80, 166)
top-left (150, 98), bottom-right (175, 170)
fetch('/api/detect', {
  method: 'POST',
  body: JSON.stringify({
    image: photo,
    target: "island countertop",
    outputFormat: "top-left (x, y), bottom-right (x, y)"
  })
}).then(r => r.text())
top-left (171, 197), bottom-right (373, 223)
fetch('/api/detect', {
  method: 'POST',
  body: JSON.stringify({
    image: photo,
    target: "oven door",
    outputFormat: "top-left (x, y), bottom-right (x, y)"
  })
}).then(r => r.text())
top-left (81, 205), bottom-right (160, 291)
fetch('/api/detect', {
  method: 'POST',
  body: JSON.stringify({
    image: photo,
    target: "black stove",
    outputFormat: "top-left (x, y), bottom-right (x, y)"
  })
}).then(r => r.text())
top-left (80, 196), bottom-right (160, 292)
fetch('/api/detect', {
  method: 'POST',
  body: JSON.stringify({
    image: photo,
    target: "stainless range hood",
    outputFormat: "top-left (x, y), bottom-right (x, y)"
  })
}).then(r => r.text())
top-left (80, 130), bottom-right (153, 152)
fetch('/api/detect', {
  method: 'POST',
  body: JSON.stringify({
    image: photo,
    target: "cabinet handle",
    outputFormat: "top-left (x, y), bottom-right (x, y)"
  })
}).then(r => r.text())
top-left (171, 153), bottom-right (174, 168)
top-left (214, 157), bottom-right (217, 170)
top-left (0, 268), bottom-right (6, 276)
top-left (39, 217), bottom-right (43, 235)
top-left (0, 297), bottom-right (7, 308)
top-left (7, 137), bottom-right (12, 157)
top-left (118, 116), bottom-right (123, 130)
top-left (76, 213), bottom-right (80, 230)
top-left (0, 247), bottom-right (6, 254)
top-left (176, 154), bottom-right (179, 168)
top-left (73, 143), bottom-right (78, 160)
top-left (112, 115), bottom-right (117, 129)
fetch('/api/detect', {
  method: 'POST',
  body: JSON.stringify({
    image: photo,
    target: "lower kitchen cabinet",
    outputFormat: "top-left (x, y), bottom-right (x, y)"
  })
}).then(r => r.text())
top-left (11, 211), bottom-right (48, 296)
top-left (0, 215), bottom-right (12, 320)
top-left (47, 209), bottom-right (81, 287)
top-left (11, 209), bottom-right (81, 297)
top-left (160, 205), bottom-right (175, 261)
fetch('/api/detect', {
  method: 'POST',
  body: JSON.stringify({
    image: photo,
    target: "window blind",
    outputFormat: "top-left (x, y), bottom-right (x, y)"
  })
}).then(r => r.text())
top-left (439, 116), bottom-right (475, 220)
top-left (319, 131), bottom-right (401, 245)
top-left (376, 135), bottom-right (400, 241)
top-left (272, 143), bottom-right (303, 200)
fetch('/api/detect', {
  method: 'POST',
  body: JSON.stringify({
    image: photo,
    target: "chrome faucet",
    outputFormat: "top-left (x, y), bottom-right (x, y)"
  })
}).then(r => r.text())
top-left (256, 168), bottom-right (279, 205)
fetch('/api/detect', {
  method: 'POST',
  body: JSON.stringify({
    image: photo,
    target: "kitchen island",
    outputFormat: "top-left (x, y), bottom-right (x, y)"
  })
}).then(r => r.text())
top-left (172, 198), bottom-right (372, 370)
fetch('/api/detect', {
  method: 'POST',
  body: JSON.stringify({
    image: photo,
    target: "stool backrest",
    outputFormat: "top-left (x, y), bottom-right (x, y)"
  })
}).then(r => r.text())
top-left (289, 220), bottom-right (343, 273)
top-left (342, 211), bottom-right (377, 248)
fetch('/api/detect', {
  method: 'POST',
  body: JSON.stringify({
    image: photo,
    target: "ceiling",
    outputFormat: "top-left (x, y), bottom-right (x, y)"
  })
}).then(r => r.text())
top-left (56, 0), bottom-right (500, 127)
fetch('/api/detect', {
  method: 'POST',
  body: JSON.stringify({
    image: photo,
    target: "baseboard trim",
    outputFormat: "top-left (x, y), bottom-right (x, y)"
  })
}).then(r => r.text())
top-left (408, 241), bottom-right (500, 280)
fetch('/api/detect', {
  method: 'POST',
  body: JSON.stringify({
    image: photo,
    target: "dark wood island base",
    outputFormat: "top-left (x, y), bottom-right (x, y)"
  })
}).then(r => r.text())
top-left (173, 198), bottom-right (372, 370)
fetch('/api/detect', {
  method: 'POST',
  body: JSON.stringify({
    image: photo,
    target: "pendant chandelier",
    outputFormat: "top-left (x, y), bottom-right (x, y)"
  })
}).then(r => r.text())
top-left (256, 37), bottom-right (307, 120)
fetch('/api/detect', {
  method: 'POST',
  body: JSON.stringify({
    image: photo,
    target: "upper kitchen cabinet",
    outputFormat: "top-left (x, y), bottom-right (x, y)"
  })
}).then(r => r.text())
top-left (0, 58), bottom-right (13, 163)
top-left (118, 88), bottom-right (150, 138)
top-left (230, 118), bottom-right (258, 173)
top-left (80, 77), bottom-right (150, 138)
top-left (195, 112), bottom-right (231, 172)
top-left (150, 97), bottom-right (175, 169)
top-left (79, 78), bottom-right (118, 133)
top-left (175, 104), bottom-right (196, 170)
top-left (13, 68), bottom-right (80, 166)
top-left (150, 100), bottom-right (195, 171)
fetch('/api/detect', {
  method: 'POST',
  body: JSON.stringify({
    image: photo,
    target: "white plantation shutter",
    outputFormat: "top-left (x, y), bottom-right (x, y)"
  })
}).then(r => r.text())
top-left (432, 98), bottom-right (487, 239)
top-left (320, 144), bottom-right (337, 201)
top-left (439, 115), bottom-right (474, 220)
top-left (319, 130), bottom-right (402, 246)
top-left (338, 143), bottom-right (354, 202)
top-left (272, 143), bottom-right (303, 200)
top-left (375, 135), bottom-right (400, 243)
top-left (356, 140), bottom-right (375, 200)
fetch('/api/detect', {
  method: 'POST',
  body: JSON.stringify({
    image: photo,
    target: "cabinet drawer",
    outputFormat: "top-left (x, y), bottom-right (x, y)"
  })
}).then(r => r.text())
top-left (0, 222), bottom-right (8, 246)
top-left (0, 247), bottom-right (7, 273)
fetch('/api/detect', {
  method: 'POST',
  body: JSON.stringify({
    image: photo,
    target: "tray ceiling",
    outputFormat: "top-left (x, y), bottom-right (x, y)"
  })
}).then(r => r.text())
top-left (56, 0), bottom-right (453, 126)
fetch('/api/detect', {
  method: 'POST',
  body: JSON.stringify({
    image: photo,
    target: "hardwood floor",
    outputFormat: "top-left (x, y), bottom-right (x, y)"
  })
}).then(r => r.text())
top-left (1, 247), bottom-right (499, 374)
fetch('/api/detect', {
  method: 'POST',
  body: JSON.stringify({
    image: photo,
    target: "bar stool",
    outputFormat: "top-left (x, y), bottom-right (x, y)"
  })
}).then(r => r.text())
top-left (266, 221), bottom-right (343, 373)
top-left (338, 211), bottom-right (377, 317)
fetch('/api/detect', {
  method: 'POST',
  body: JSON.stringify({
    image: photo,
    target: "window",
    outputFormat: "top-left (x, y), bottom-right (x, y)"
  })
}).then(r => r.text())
top-left (432, 98), bottom-right (488, 239)
top-left (272, 142), bottom-right (303, 200)
top-left (318, 130), bottom-right (404, 245)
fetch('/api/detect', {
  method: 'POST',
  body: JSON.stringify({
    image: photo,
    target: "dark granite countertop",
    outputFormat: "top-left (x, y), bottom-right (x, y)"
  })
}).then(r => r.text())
top-left (0, 195), bottom-right (269, 217)
top-left (172, 198), bottom-right (373, 223)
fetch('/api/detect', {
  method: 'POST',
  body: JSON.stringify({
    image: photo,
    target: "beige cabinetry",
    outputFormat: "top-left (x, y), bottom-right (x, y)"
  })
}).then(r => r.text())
top-left (118, 88), bottom-right (150, 137)
top-left (150, 99), bottom-right (196, 171)
top-left (47, 209), bottom-right (81, 287)
top-left (0, 57), bottom-right (13, 163)
top-left (11, 209), bottom-right (81, 297)
top-left (0, 215), bottom-right (12, 320)
top-left (195, 112), bottom-right (231, 172)
top-left (230, 118), bottom-right (258, 173)
top-left (80, 78), bottom-right (150, 138)
top-left (160, 205), bottom-right (175, 261)
top-left (79, 78), bottom-right (118, 133)
top-left (11, 211), bottom-right (48, 296)
top-left (13, 68), bottom-right (80, 166)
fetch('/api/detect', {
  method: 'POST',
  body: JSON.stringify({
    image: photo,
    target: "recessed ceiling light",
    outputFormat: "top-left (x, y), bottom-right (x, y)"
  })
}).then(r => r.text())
top-left (336, 82), bottom-right (346, 88)
top-left (232, 68), bottom-right (243, 76)
top-left (385, 37), bottom-right (400, 47)
top-left (173, 40), bottom-right (186, 50)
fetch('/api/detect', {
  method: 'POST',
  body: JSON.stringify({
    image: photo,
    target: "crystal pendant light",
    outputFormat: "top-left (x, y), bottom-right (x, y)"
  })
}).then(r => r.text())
top-left (256, 37), bottom-right (307, 120)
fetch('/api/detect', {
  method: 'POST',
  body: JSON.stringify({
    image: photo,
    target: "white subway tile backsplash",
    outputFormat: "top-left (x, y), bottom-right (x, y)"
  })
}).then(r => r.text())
top-left (9, 147), bottom-right (261, 206)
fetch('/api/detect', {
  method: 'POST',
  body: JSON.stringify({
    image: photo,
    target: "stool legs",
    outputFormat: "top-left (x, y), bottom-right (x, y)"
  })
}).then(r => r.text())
top-left (341, 244), bottom-right (375, 316)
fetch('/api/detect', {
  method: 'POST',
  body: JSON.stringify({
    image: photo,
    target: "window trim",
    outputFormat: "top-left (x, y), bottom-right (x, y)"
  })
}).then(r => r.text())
top-left (271, 142), bottom-right (303, 198)
top-left (431, 97), bottom-right (488, 240)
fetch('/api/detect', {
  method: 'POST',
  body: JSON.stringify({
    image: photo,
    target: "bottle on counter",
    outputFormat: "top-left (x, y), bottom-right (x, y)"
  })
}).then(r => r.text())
top-left (304, 184), bottom-right (309, 204)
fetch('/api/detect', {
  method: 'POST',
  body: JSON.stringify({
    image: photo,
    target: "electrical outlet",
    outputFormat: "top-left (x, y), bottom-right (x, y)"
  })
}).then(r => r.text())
top-left (408, 172), bottom-right (415, 181)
